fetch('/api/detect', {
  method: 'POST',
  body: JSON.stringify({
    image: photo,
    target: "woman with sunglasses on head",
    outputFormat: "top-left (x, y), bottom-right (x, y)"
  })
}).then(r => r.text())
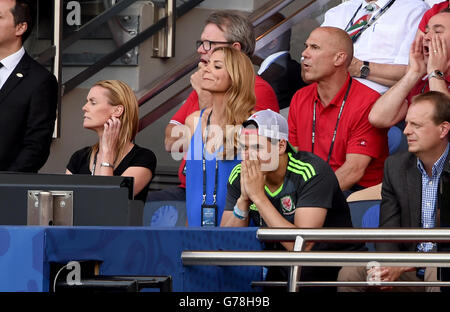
top-left (184, 47), bottom-right (255, 226)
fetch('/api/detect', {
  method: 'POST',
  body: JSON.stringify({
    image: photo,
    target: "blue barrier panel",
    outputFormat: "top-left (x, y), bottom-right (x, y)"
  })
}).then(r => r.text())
top-left (0, 226), bottom-right (45, 292)
top-left (0, 226), bottom-right (263, 292)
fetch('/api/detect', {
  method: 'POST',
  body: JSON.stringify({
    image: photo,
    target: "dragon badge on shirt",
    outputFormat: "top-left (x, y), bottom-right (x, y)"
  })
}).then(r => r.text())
top-left (281, 195), bottom-right (295, 215)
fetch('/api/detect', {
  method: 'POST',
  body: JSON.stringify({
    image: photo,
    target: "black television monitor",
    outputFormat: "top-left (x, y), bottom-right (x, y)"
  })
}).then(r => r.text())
top-left (0, 172), bottom-right (142, 226)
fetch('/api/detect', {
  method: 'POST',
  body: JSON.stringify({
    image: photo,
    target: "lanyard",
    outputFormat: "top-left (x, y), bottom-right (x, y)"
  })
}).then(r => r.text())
top-left (202, 110), bottom-right (219, 205)
top-left (345, 0), bottom-right (396, 43)
top-left (312, 78), bottom-right (353, 163)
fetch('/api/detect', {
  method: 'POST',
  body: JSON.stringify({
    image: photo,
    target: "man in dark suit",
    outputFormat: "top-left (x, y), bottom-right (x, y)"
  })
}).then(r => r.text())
top-left (338, 91), bottom-right (450, 292)
top-left (0, 0), bottom-right (57, 172)
top-left (252, 13), bottom-right (307, 110)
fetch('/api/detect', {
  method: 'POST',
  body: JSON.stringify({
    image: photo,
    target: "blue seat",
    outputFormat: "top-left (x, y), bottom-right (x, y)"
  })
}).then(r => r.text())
top-left (348, 200), bottom-right (380, 251)
top-left (361, 204), bottom-right (380, 228)
top-left (348, 200), bottom-right (380, 228)
top-left (142, 200), bottom-right (187, 227)
top-left (388, 126), bottom-right (407, 155)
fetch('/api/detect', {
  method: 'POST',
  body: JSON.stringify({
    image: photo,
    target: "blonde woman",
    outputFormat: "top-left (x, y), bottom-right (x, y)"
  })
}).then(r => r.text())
top-left (184, 47), bottom-right (256, 226)
top-left (66, 80), bottom-right (156, 202)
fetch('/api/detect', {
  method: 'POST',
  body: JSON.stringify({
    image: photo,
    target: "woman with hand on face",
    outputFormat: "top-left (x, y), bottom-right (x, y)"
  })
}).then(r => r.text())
top-left (184, 47), bottom-right (256, 226)
top-left (66, 80), bottom-right (156, 203)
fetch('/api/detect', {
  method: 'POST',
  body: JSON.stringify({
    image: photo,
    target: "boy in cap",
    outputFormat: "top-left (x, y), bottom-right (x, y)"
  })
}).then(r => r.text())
top-left (221, 109), bottom-right (363, 292)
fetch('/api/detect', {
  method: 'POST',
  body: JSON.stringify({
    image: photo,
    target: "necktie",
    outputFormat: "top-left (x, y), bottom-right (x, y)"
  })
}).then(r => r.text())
top-left (346, 2), bottom-right (378, 41)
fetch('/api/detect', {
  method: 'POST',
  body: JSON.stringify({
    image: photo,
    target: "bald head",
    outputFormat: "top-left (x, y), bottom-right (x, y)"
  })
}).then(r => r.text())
top-left (312, 27), bottom-right (354, 67)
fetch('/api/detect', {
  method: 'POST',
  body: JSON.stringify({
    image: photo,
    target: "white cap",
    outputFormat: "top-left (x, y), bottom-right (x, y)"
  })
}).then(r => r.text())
top-left (242, 109), bottom-right (289, 140)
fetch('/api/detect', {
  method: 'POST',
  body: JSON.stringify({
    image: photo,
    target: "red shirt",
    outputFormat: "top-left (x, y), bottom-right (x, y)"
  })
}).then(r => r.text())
top-left (406, 74), bottom-right (450, 104)
top-left (288, 75), bottom-right (388, 188)
top-left (172, 75), bottom-right (279, 188)
top-left (419, 2), bottom-right (449, 32)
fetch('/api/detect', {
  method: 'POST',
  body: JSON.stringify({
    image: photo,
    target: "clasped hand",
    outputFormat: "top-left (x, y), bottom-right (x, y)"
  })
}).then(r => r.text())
top-left (366, 266), bottom-right (407, 291)
top-left (240, 157), bottom-right (266, 203)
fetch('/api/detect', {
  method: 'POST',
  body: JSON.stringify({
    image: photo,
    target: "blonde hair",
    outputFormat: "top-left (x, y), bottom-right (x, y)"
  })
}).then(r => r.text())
top-left (90, 80), bottom-right (139, 167)
top-left (212, 46), bottom-right (256, 157)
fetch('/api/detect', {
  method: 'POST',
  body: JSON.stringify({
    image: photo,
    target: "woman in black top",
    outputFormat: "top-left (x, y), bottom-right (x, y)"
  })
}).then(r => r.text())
top-left (66, 80), bottom-right (156, 202)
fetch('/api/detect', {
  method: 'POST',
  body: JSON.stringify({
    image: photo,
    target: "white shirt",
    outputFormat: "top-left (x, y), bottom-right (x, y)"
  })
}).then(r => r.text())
top-left (0, 46), bottom-right (25, 90)
top-left (257, 51), bottom-right (289, 75)
top-left (322, 0), bottom-right (429, 94)
top-left (425, 0), bottom-right (445, 6)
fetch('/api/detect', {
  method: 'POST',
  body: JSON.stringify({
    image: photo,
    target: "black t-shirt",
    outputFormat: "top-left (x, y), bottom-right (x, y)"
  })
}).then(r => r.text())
top-left (66, 144), bottom-right (157, 202)
top-left (225, 151), bottom-right (359, 252)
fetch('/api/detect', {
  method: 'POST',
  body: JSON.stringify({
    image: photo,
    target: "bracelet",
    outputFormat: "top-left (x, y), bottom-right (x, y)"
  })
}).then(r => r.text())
top-left (233, 210), bottom-right (246, 220)
top-left (100, 162), bottom-right (114, 169)
top-left (233, 204), bottom-right (248, 220)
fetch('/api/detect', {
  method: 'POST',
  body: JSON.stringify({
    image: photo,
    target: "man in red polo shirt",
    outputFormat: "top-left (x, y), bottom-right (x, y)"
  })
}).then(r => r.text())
top-left (288, 26), bottom-right (388, 193)
top-left (369, 9), bottom-right (450, 128)
top-left (148, 10), bottom-right (279, 203)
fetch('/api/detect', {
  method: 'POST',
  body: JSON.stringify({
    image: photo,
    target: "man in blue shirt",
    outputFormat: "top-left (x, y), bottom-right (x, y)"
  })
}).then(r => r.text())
top-left (339, 91), bottom-right (450, 292)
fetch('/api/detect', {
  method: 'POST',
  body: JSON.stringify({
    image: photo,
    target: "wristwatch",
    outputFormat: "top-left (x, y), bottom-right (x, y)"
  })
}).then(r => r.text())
top-left (428, 69), bottom-right (444, 80)
top-left (100, 162), bottom-right (114, 169)
top-left (360, 61), bottom-right (370, 79)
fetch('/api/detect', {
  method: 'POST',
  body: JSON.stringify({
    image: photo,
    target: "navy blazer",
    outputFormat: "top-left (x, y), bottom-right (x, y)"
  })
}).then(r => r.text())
top-left (376, 149), bottom-right (450, 252)
top-left (0, 52), bottom-right (58, 172)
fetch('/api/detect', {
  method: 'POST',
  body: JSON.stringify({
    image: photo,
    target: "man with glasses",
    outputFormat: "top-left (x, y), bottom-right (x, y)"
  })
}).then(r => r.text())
top-left (166, 10), bottom-right (279, 152)
top-left (146, 10), bottom-right (279, 204)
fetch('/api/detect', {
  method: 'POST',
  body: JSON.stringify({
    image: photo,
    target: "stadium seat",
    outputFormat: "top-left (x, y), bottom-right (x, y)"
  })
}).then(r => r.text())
top-left (388, 126), bottom-right (408, 155)
top-left (142, 200), bottom-right (187, 227)
top-left (347, 185), bottom-right (381, 251)
top-left (348, 200), bottom-right (381, 228)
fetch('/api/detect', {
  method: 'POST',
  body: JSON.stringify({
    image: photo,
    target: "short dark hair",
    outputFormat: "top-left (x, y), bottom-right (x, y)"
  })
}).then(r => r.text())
top-left (11, 0), bottom-right (34, 43)
top-left (412, 91), bottom-right (450, 140)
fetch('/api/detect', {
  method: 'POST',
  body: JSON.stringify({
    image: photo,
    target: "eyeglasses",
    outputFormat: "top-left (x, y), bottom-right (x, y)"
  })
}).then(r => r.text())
top-left (196, 40), bottom-right (233, 51)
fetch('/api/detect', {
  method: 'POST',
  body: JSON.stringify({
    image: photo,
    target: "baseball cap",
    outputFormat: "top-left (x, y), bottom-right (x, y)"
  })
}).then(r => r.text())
top-left (241, 109), bottom-right (297, 154)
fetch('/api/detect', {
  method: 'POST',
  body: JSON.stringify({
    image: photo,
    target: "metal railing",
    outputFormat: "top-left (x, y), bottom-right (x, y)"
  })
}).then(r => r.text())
top-left (37, 0), bottom-right (205, 96)
top-left (61, 0), bottom-right (204, 95)
top-left (181, 228), bottom-right (450, 292)
top-left (256, 228), bottom-right (450, 243)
